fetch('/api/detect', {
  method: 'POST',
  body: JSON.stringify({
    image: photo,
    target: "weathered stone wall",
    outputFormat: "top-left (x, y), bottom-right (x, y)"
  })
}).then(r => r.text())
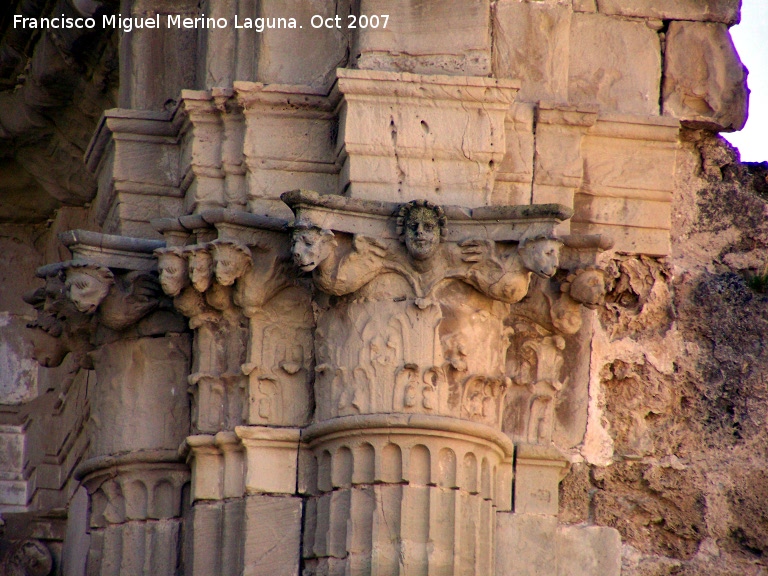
top-left (0, 1), bottom-right (760, 575)
top-left (562, 133), bottom-right (768, 575)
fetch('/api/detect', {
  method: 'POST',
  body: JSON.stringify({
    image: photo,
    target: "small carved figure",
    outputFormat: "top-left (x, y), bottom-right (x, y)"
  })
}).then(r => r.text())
top-left (23, 287), bottom-right (70, 367)
top-left (518, 236), bottom-right (562, 279)
top-left (458, 236), bottom-right (562, 303)
top-left (184, 245), bottom-right (215, 293)
top-left (290, 219), bottom-right (337, 273)
top-left (210, 239), bottom-right (252, 286)
top-left (4, 539), bottom-right (53, 576)
top-left (566, 268), bottom-right (606, 309)
top-left (63, 260), bottom-right (164, 331)
top-left (156, 247), bottom-right (190, 297)
top-left (549, 268), bottom-right (608, 334)
top-left (63, 263), bottom-right (115, 314)
top-left (396, 199), bottom-right (446, 261)
top-left (290, 219), bottom-right (389, 295)
top-left (97, 271), bottom-right (163, 331)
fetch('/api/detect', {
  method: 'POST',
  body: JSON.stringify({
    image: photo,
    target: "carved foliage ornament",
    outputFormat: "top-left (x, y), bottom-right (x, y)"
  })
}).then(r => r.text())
top-left (286, 197), bottom-right (606, 437)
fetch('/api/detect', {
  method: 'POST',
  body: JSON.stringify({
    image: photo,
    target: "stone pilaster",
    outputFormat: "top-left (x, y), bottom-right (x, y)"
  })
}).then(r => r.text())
top-left (28, 230), bottom-right (194, 576)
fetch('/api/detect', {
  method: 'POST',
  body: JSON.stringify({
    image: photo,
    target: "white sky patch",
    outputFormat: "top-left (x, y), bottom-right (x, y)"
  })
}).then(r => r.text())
top-left (724, 0), bottom-right (768, 162)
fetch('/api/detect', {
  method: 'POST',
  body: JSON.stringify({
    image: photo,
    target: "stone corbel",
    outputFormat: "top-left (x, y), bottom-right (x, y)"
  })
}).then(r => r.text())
top-left (55, 230), bottom-right (183, 340)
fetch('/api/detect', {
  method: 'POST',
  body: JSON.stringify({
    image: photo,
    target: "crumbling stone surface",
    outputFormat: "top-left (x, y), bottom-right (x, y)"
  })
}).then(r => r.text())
top-left (564, 132), bottom-right (768, 574)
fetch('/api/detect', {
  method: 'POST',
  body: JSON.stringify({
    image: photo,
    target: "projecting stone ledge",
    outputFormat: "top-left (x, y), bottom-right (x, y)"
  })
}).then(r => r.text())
top-left (596, 0), bottom-right (740, 25)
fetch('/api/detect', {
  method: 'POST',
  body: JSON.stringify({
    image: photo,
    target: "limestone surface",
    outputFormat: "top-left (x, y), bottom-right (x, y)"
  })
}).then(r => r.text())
top-left (0, 2), bottom-right (757, 576)
top-left (568, 13), bottom-right (661, 116)
top-left (663, 21), bottom-right (749, 132)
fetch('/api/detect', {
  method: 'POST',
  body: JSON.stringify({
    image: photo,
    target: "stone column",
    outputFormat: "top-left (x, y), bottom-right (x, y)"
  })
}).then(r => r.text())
top-left (43, 231), bottom-right (192, 576)
top-left (283, 191), bottom-right (576, 575)
top-left (302, 415), bottom-right (513, 576)
top-left (156, 208), bottom-right (311, 576)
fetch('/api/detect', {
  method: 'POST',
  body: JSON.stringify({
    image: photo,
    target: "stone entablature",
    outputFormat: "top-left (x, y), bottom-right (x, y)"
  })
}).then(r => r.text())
top-left (86, 69), bottom-right (682, 255)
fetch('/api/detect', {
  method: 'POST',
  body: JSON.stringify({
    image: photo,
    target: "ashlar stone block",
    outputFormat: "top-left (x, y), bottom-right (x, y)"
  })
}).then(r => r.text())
top-left (87, 335), bottom-right (191, 459)
top-left (355, 0), bottom-right (491, 75)
top-left (255, 0), bottom-right (350, 89)
top-left (596, 0), bottom-right (740, 25)
top-left (493, 1), bottom-right (572, 104)
top-left (557, 524), bottom-right (622, 576)
top-left (514, 444), bottom-right (569, 516)
top-left (337, 69), bottom-right (518, 206)
top-left (568, 13), bottom-right (661, 116)
top-left (243, 495), bottom-right (302, 576)
top-left (662, 21), bottom-right (748, 132)
top-left (496, 513), bottom-right (621, 576)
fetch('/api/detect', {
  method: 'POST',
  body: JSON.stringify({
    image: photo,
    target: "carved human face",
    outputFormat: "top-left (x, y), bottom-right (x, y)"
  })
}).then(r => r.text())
top-left (404, 206), bottom-right (441, 261)
top-left (157, 253), bottom-right (188, 297)
top-left (212, 245), bottom-right (250, 286)
top-left (65, 271), bottom-right (111, 315)
top-left (187, 250), bottom-right (213, 292)
top-left (518, 238), bottom-right (561, 279)
top-left (291, 228), bottom-right (334, 272)
top-left (569, 270), bottom-right (606, 309)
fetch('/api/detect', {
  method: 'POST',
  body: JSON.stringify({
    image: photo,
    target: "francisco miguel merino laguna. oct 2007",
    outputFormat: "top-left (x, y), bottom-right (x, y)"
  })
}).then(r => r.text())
top-left (13, 12), bottom-right (390, 33)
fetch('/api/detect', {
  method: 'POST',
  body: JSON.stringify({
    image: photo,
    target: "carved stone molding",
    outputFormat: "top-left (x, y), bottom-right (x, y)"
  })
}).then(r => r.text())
top-left (301, 414), bottom-right (513, 575)
top-left (77, 455), bottom-right (190, 528)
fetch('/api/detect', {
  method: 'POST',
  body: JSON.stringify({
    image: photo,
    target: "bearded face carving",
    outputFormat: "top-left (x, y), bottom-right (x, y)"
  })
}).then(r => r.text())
top-left (397, 200), bottom-right (446, 262)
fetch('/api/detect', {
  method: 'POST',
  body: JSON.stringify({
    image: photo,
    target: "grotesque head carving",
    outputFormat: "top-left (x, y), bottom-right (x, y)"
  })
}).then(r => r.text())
top-left (210, 240), bottom-right (252, 286)
top-left (397, 200), bottom-right (446, 261)
top-left (64, 263), bottom-right (115, 315)
top-left (155, 247), bottom-right (189, 297)
top-left (184, 245), bottom-right (214, 293)
top-left (568, 268), bottom-right (606, 309)
top-left (518, 236), bottom-right (562, 279)
top-left (290, 219), bottom-right (336, 273)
